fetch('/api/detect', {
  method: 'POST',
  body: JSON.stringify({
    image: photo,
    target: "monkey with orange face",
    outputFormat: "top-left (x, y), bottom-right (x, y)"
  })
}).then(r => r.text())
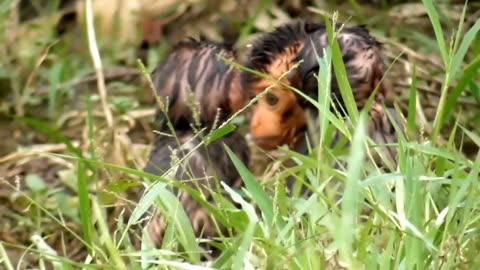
top-left (242, 20), bottom-right (403, 170)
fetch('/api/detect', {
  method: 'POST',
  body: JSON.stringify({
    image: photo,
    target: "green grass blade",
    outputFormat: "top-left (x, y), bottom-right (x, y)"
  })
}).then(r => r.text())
top-left (205, 123), bottom-right (236, 145)
top-left (91, 198), bottom-right (127, 269)
top-left (407, 64), bottom-right (418, 135)
top-left (225, 144), bottom-right (279, 228)
top-left (76, 160), bottom-right (93, 254)
top-left (155, 183), bottom-right (202, 262)
top-left (222, 182), bottom-right (257, 270)
top-left (338, 111), bottom-right (368, 267)
top-left (0, 241), bottom-right (14, 270)
top-left (441, 56), bottom-right (480, 125)
top-left (325, 17), bottom-right (359, 124)
top-left (422, 0), bottom-right (449, 67)
top-left (450, 17), bottom-right (480, 83)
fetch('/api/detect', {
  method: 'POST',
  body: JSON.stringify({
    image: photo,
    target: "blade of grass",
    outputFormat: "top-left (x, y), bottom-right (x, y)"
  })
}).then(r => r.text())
top-left (440, 56), bottom-right (480, 125)
top-left (86, 97), bottom-right (98, 176)
top-left (422, 0), bottom-right (449, 67)
top-left (404, 154), bottom-right (425, 270)
top-left (224, 144), bottom-right (278, 228)
top-left (91, 198), bottom-right (127, 269)
top-left (76, 160), bottom-right (93, 255)
top-left (449, 15), bottom-right (480, 83)
top-left (0, 241), bottom-right (14, 270)
top-left (324, 15), bottom-right (359, 124)
top-left (222, 182), bottom-right (257, 270)
top-left (338, 111), bottom-right (368, 267)
top-left (154, 185), bottom-right (202, 263)
top-left (407, 64), bottom-right (418, 135)
top-left (205, 123), bottom-right (236, 145)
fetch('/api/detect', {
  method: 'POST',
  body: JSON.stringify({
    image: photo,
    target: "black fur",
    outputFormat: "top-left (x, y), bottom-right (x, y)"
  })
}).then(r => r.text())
top-left (241, 20), bottom-right (325, 91)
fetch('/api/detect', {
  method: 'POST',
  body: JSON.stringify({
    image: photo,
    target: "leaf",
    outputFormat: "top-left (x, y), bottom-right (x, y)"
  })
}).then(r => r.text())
top-left (205, 123), bottom-right (236, 145)
top-left (25, 174), bottom-right (47, 192)
top-left (325, 17), bottom-right (359, 124)
top-left (450, 18), bottom-right (480, 83)
top-left (77, 160), bottom-right (93, 254)
top-left (422, 0), bottom-right (449, 67)
top-left (338, 111), bottom-right (367, 266)
top-left (408, 64), bottom-right (418, 135)
top-left (440, 56), bottom-right (480, 124)
top-left (224, 144), bottom-right (284, 229)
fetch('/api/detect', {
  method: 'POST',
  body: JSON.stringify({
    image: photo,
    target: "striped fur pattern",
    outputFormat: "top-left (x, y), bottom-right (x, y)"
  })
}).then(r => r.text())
top-left (151, 37), bottom-right (248, 130)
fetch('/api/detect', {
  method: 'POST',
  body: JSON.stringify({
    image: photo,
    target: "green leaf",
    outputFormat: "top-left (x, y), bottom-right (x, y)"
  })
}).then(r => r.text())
top-left (450, 18), bottom-right (480, 83)
top-left (339, 111), bottom-right (368, 266)
top-left (325, 17), bottom-right (359, 124)
top-left (224, 144), bottom-right (282, 229)
top-left (440, 56), bottom-right (480, 124)
top-left (422, 0), bottom-right (449, 67)
top-left (25, 174), bottom-right (47, 192)
top-left (407, 64), bottom-right (418, 135)
top-left (77, 160), bottom-right (93, 254)
top-left (205, 122), bottom-right (236, 145)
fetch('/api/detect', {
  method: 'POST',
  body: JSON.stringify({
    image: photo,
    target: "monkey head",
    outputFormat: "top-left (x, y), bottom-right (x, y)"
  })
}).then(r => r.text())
top-left (243, 21), bottom-right (392, 151)
top-left (241, 21), bottom-right (324, 150)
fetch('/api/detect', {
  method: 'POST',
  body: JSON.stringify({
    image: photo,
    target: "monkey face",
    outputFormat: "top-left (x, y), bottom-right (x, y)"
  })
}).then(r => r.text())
top-left (249, 79), bottom-right (307, 150)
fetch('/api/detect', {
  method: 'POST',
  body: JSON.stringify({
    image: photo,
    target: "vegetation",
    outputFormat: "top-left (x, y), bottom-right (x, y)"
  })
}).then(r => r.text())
top-left (0, 0), bottom-right (479, 269)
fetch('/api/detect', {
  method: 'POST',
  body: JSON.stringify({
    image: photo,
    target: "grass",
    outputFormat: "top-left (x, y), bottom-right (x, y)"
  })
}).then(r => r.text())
top-left (1, 0), bottom-right (480, 269)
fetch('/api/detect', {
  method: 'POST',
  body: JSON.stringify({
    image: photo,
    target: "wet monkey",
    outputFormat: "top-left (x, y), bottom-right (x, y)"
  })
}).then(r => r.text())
top-left (142, 37), bottom-right (250, 250)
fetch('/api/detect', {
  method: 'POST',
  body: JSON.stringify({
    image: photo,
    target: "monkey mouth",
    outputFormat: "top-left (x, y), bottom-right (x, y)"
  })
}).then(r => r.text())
top-left (252, 135), bottom-right (285, 150)
top-left (252, 125), bottom-right (308, 151)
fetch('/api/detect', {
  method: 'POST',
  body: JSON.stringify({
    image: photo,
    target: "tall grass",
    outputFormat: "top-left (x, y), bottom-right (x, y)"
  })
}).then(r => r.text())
top-left (2, 1), bottom-right (480, 270)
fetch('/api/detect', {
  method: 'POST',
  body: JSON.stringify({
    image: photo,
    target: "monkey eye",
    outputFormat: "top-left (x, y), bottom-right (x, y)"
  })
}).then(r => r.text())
top-left (265, 92), bottom-right (279, 106)
top-left (249, 91), bottom-right (257, 100)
